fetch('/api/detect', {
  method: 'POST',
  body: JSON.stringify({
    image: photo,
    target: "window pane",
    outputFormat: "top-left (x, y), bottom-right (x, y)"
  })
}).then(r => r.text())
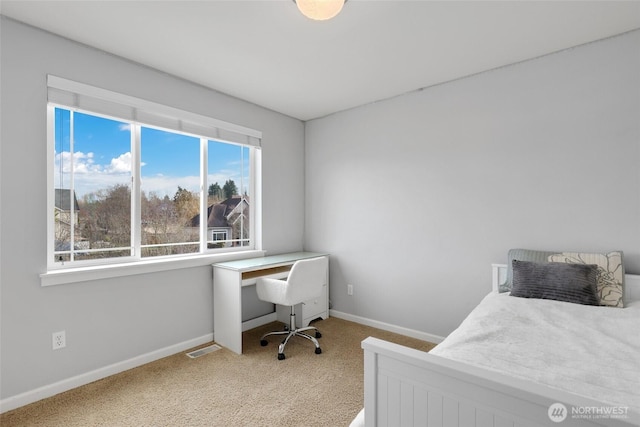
top-left (74, 112), bottom-right (132, 261)
top-left (53, 108), bottom-right (71, 261)
top-left (207, 141), bottom-right (250, 249)
top-left (50, 100), bottom-right (259, 268)
top-left (53, 108), bottom-right (133, 262)
top-left (141, 127), bottom-right (200, 257)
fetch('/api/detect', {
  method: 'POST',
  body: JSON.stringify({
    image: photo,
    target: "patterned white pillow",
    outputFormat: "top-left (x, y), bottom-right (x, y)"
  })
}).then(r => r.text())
top-left (548, 251), bottom-right (624, 308)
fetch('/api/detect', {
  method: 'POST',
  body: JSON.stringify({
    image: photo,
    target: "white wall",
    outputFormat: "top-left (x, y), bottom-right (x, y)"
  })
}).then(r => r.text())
top-left (0, 17), bottom-right (305, 402)
top-left (305, 30), bottom-right (640, 338)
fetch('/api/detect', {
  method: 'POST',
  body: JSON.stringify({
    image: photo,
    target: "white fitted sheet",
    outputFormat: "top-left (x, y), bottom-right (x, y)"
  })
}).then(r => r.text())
top-left (430, 292), bottom-right (640, 414)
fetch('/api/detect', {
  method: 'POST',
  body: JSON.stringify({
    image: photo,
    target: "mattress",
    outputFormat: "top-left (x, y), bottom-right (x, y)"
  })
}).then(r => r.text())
top-left (430, 292), bottom-right (640, 414)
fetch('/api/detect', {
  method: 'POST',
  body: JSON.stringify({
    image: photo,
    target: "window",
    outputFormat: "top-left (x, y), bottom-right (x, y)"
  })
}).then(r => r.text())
top-left (47, 76), bottom-right (261, 270)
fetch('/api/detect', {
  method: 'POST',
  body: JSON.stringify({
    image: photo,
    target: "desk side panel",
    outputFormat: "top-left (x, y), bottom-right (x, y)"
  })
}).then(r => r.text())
top-left (213, 266), bottom-right (243, 354)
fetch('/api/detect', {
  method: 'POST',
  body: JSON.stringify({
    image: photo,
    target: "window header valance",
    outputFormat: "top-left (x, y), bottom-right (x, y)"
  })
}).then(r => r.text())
top-left (47, 75), bottom-right (261, 147)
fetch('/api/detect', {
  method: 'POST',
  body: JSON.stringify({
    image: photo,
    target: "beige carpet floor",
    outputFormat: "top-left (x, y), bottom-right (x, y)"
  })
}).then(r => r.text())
top-left (0, 317), bottom-right (436, 427)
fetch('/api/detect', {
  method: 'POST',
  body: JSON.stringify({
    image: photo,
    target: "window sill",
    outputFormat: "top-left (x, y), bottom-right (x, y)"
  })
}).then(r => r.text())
top-left (40, 250), bottom-right (266, 287)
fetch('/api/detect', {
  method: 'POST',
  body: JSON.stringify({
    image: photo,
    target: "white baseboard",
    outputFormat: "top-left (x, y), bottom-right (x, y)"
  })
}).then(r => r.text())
top-left (0, 333), bottom-right (213, 414)
top-left (329, 309), bottom-right (445, 344)
top-left (1, 311), bottom-right (439, 414)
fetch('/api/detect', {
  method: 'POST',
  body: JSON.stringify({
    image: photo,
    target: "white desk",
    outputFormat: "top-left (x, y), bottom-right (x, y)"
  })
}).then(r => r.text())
top-left (212, 252), bottom-right (329, 354)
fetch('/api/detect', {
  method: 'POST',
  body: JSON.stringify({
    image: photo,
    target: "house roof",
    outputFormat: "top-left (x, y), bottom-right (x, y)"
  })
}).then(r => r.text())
top-left (55, 189), bottom-right (80, 211)
top-left (190, 196), bottom-right (248, 228)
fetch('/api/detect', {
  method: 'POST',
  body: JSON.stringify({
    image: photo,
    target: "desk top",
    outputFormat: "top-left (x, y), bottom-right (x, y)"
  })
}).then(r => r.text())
top-left (212, 252), bottom-right (327, 272)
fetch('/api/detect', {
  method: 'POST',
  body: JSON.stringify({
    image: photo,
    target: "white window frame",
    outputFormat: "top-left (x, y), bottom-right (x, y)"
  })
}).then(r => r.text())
top-left (42, 76), bottom-right (263, 286)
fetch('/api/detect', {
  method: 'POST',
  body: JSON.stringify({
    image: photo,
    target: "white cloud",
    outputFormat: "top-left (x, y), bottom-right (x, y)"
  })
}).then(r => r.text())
top-left (105, 152), bottom-right (132, 173)
top-left (54, 150), bottom-right (240, 199)
top-left (55, 151), bottom-right (135, 175)
top-left (55, 151), bottom-right (100, 174)
top-left (141, 174), bottom-right (200, 198)
top-left (55, 150), bottom-right (130, 197)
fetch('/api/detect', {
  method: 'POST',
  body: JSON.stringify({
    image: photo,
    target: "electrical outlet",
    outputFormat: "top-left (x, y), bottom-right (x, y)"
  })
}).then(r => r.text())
top-left (347, 284), bottom-right (353, 296)
top-left (52, 331), bottom-right (66, 350)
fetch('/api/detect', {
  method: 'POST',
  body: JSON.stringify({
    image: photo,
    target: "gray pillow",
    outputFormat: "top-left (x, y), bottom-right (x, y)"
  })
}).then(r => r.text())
top-left (500, 248), bottom-right (558, 293)
top-left (510, 260), bottom-right (599, 306)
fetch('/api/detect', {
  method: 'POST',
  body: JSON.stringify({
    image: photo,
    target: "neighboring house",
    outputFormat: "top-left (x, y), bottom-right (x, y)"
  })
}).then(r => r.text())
top-left (190, 196), bottom-right (249, 247)
top-left (54, 188), bottom-right (80, 225)
top-left (54, 189), bottom-right (80, 251)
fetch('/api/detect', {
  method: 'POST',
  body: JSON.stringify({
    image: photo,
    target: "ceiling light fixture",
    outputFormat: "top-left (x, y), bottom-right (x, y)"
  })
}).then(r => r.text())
top-left (294, 0), bottom-right (346, 21)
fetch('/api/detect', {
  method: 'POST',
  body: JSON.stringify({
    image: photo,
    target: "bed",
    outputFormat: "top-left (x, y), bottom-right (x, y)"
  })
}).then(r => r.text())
top-left (352, 253), bottom-right (640, 426)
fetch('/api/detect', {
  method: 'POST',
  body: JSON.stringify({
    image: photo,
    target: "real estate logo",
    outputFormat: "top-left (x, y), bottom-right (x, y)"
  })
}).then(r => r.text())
top-left (548, 403), bottom-right (568, 423)
top-left (548, 402), bottom-right (630, 423)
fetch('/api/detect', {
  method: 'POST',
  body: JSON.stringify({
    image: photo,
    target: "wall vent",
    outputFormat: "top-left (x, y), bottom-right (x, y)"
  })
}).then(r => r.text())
top-left (186, 344), bottom-right (222, 359)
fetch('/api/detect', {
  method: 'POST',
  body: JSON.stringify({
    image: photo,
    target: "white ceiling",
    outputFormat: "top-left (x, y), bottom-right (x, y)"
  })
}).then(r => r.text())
top-left (2, 1), bottom-right (639, 121)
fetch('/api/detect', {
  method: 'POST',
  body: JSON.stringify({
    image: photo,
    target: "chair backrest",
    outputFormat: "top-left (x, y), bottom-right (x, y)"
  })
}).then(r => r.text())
top-left (285, 257), bottom-right (328, 304)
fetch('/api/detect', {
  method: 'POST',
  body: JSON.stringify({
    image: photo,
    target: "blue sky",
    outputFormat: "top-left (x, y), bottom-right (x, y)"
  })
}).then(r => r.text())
top-left (54, 108), bottom-right (249, 199)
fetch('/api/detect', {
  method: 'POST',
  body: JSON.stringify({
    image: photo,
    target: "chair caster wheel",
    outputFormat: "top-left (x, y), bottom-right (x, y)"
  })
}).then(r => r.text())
top-left (315, 347), bottom-right (322, 355)
top-left (315, 331), bottom-right (322, 338)
top-left (278, 353), bottom-right (285, 360)
top-left (260, 340), bottom-right (268, 346)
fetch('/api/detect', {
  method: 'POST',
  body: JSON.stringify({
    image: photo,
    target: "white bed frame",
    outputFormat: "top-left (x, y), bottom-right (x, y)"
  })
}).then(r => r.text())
top-left (361, 266), bottom-right (640, 427)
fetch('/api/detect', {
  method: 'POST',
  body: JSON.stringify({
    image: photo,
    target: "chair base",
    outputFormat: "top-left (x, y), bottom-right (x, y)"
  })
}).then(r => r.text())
top-left (260, 309), bottom-right (322, 360)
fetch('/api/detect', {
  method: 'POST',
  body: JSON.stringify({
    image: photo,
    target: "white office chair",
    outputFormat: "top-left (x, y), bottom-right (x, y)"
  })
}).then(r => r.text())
top-left (256, 256), bottom-right (328, 360)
